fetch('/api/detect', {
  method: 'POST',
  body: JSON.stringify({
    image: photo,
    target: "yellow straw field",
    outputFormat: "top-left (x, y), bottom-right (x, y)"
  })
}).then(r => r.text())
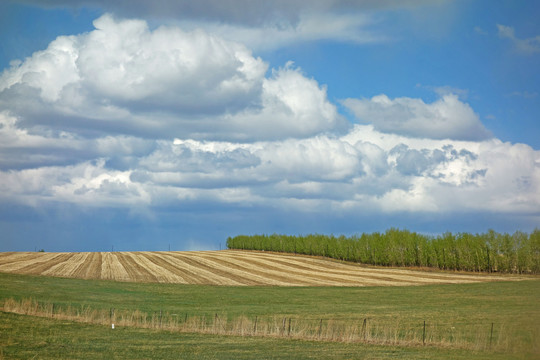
top-left (0, 250), bottom-right (526, 286)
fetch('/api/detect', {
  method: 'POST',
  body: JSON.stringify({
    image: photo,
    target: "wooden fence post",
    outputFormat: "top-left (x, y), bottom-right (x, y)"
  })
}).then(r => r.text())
top-left (490, 322), bottom-right (494, 348)
top-left (362, 318), bottom-right (367, 341)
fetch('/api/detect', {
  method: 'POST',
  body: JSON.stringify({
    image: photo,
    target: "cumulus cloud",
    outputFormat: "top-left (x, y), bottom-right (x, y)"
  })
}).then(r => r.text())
top-left (0, 12), bottom-right (538, 233)
top-left (0, 14), bottom-right (345, 141)
top-left (79, 15), bottom-right (266, 112)
top-left (343, 94), bottom-right (492, 141)
top-left (3, 124), bottom-right (538, 216)
top-left (0, 13), bottom-right (266, 112)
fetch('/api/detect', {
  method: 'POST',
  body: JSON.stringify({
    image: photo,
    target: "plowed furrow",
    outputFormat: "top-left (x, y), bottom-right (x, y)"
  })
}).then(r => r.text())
top-left (225, 252), bottom-right (380, 277)
top-left (14, 253), bottom-right (73, 275)
top-left (0, 250), bottom-right (527, 286)
top-left (177, 252), bottom-right (298, 286)
top-left (101, 253), bottom-right (130, 281)
top-left (0, 253), bottom-right (57, 271)
top-left (114, 252), bottom-right (158, 282)
top-left (164, 253), bottom-right (260, 285)
top-left (132, 252), bottom-right (188, 283)
top-left (0, 252), bottom-right (40, 266)
top-left (135, 253), bottom-right (190, 284)
top-left (42, 253), bottom-right (88, 277)
top-left (208, 252), bottom-right (384, 286)
top-left (143, 252), bottom-right (247, 285)
top-left (0, 253), bottom-right (44, 271)
top-left (145, 253), bottom-right (218, 284)
top-left (194, 253), bottom-right (333, 286)
top-left (243, 255), bottom-right (439, 285)
top-left (71, 252), bottom-right (101, 279)
top-left (239, 252), bottom-right (498, 283)
top-left (172, 252), bottom-right (274, 285)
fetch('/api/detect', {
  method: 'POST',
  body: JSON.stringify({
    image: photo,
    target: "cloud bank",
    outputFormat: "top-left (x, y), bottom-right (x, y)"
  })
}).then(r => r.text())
top-left (0, 14), bottom-right (539, 249)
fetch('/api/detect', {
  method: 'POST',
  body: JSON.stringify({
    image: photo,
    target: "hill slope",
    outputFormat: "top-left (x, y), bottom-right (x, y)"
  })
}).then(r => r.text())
top-left (0, 250), bottom-right (525, 286)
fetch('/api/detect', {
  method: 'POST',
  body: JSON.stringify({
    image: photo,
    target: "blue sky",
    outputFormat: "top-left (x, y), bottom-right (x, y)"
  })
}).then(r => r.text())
top-left (0, 0), bottom-right (539, 252)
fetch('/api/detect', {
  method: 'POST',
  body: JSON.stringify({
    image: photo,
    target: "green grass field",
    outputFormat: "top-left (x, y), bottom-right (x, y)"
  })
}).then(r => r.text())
top-left (1, 311), bottom-right (531, 360)
top-left (1, 272), bottom-right (539, 359)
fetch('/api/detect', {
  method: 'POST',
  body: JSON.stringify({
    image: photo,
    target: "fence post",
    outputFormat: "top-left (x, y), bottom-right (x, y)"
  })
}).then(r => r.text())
top-left (362, 318), bottom-right (367, 341)
top-left (423, 320), bottom-right (426, 345)
top-left (253, 316), bottom-right (258, 335)
top-left (288, 318), bottom-right (292, 336)
top-left (318, 319), bottom-right (323, 339)
top-left (490, 322), bottom-right (494, 348)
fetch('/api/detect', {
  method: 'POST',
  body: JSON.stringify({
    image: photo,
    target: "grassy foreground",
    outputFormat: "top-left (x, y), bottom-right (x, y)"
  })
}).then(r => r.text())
top-left (0, 311), bottom-right (529, 360)
top-left (0, 272), bottom-right (539, 358)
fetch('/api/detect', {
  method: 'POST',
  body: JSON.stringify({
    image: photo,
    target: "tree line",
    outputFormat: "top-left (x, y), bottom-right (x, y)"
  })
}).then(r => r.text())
top-left (226, 228), bottom-right (540, 274)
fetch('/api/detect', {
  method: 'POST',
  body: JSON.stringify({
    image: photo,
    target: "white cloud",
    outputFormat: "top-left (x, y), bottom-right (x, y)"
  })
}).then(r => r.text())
top-left (224, 64), bottom-right (345, 140)
top-left (497, 24), bottom-right (540, 54)
top-left (180, 11), bottom-right (385, 51)
top-left (418, 84), bottom-right (469, 100)
top-left (255, 136), bottom-right (361, 182)
top-left (343, 94), bottom-right (492, 141)
top-left (1, 123), bottom-right (539, 218)
top-left (79, 15), bottom-right (266, 111)
top-left (0, 15), bottom-right (344, 141)
top-left (0, 12), bottom-right (538, 230)
top-left (0, 36), bottom-right (80, 102)
top-left (0, 14), bottom-right (266, 113)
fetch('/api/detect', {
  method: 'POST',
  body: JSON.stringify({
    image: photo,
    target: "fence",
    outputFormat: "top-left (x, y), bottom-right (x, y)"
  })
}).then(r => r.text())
top-left (3, 298), bottom-right (519, 353)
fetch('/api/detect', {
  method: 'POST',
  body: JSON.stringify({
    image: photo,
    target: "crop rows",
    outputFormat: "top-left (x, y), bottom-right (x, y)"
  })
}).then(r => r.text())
top-left (0, 250), bottom-right (524, 286)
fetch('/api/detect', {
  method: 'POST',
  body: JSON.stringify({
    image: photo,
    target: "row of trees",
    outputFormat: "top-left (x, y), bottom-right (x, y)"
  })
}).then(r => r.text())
top-left (227, 228), bottom-right (540, 274)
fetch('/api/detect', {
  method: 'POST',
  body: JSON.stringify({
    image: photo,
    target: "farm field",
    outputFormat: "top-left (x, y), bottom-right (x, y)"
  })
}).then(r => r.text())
top-left (0, 311), bottom-right (528, 360)
top-left (0, 250), bottom-right (528, 286)
top-left (1, 269), bottom-right (539, 359)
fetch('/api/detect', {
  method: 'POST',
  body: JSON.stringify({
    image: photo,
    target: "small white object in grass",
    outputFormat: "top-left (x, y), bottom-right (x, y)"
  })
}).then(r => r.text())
top-left (112, 324), bottom-right (115, 329)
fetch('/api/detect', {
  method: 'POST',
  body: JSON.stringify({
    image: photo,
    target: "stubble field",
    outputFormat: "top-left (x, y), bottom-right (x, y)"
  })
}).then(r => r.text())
top-left (0, 250), bottom-right (526, 286)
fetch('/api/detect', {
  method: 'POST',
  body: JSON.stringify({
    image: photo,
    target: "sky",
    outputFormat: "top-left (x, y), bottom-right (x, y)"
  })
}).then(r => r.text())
top-left (0, 0), bottom-right (539, 252)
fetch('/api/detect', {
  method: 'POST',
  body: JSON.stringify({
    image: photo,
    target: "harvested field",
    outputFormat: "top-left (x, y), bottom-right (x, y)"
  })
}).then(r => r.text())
top-left (0, 250), bottom-right (528, 286)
